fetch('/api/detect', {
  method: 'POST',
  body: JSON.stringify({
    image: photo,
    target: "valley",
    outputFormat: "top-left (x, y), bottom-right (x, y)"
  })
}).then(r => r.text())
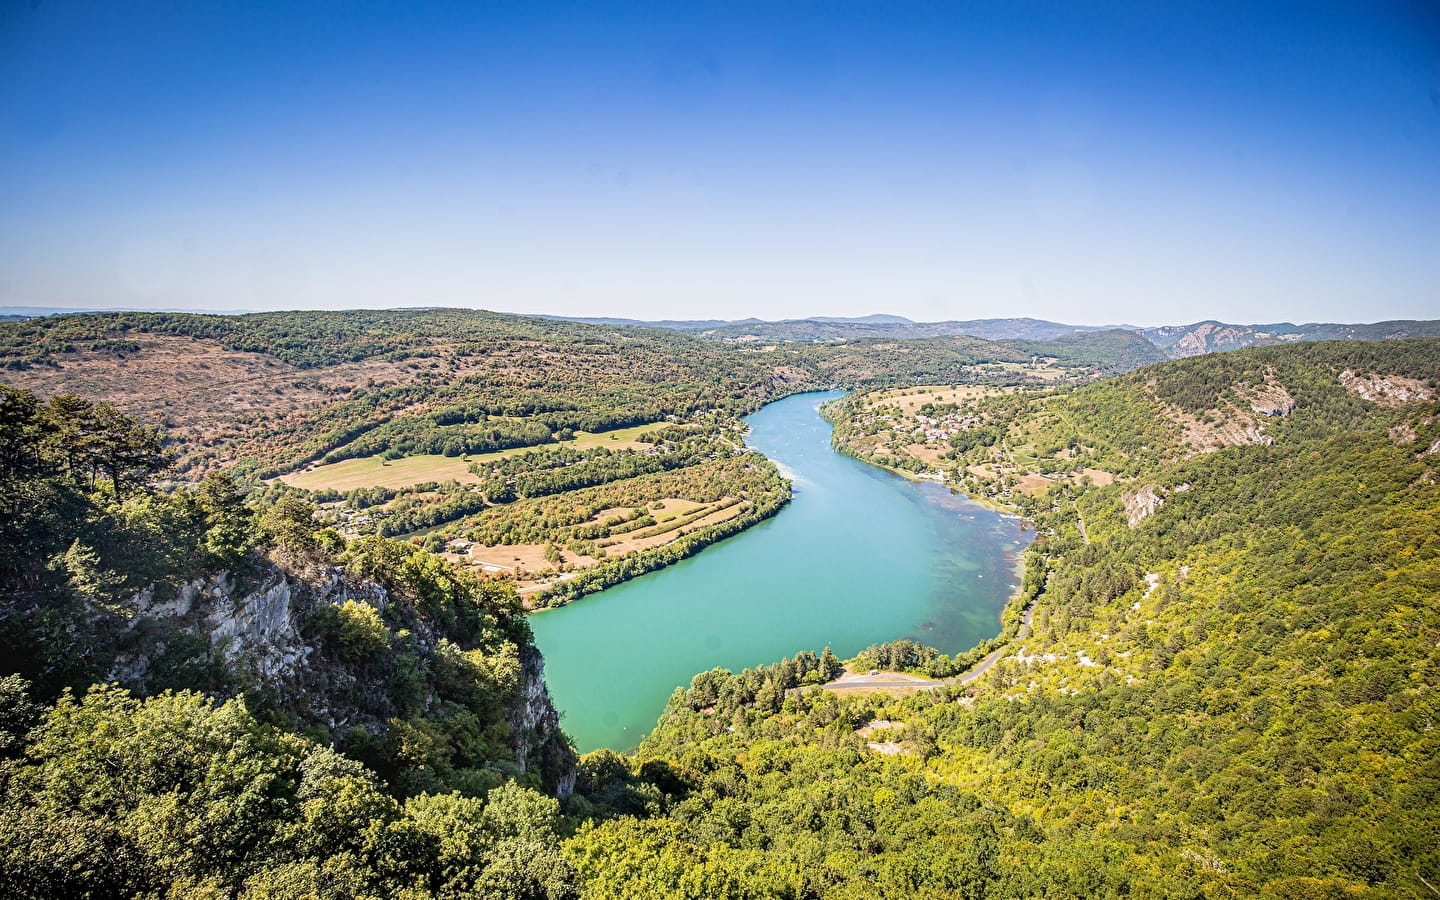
top-left (530, 391), bottom-right (1030, 752)
top-left (0, 309), bottom-right (1104, 603)
top-left (2, 312), bottom-right (1437, 898)
top-left (6, 3), bottom-right (1436, 896)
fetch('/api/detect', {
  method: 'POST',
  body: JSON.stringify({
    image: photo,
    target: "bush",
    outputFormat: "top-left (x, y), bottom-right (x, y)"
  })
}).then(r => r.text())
top-left (318, 599), bottom-right (390, 662)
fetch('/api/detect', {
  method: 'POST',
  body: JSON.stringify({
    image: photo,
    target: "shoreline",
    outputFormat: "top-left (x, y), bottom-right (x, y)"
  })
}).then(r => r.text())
top-left (525, 390), bottom-right (850, 613)
top-left (827, 428), bottom-right (1040, 656)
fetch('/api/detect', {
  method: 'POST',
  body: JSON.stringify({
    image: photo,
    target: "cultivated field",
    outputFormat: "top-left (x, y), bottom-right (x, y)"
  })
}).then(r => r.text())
top-left (280, 423), bottom-right (661, 492)
top-left (456, 494), bottom-right (749, 597)
top-left (862, 384), bottom-right (1012, 412)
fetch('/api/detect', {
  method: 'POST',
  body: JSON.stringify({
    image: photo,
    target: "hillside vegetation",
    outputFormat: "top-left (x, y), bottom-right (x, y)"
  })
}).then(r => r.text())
top-left (566, 338), bottom-right (1440, 897)
top-left (2, 337), bottom-right (1437, 897)
top-left (0, 310), bottom-right (1116, 603)
top-left (0, 384), bottom-right (574, 781)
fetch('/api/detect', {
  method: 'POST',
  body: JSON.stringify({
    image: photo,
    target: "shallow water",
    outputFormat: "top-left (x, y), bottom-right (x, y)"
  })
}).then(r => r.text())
top-left (529, 391), bottom-right (1031, 752)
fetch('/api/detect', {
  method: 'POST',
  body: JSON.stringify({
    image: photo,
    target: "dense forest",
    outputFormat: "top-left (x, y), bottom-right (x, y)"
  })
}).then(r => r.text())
top-left (0, 309), bottom-right (1117, 602)
top-left (0, 309), bottom-right (1132, 476)
top-left (2, 324), bottom-right (1437, 897)
top-left (0, 385), bottom-right (583, 895)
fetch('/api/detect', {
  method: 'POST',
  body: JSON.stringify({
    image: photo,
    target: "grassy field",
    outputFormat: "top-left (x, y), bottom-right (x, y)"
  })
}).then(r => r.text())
top-left (862, 384), bottom-right (1011, 412)
top-left (280, 422), bottom-right (662, 492)
top-left (564, 423), bottom-right (662, 450)
top-left (459, 494), bottom-right (749, 598)
top-left (281, 454), bottom-right (481, 492)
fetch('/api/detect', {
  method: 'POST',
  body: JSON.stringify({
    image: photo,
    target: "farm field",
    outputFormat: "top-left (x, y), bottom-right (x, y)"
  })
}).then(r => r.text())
top-left (456, 495), bottom-right (751, 596)
top-left (280, 422), bottom-right (662, 492)
top-left (860, 383), bottom-right (1014, 413)
top-left (281, 453), bottom-right (480, 491)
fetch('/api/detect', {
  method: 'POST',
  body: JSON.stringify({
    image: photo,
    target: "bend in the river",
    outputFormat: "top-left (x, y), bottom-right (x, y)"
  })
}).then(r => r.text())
top-left (530, 391), bottom-right (1032, 753)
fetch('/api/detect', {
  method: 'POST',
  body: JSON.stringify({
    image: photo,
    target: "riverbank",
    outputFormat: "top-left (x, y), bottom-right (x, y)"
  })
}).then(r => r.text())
top-left (529, 391), bottom-right (1032, 752)
top-left (811, 594), bottom-right (1040, 699)
top-left (525, 483), bottom-right (790, 609)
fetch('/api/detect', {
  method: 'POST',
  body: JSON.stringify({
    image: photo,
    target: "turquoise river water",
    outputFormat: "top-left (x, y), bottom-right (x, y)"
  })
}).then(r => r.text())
top-left (529, 391), bottom-right (1031, 753)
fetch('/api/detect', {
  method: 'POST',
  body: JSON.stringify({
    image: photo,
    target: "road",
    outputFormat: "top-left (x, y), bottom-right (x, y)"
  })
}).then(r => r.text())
top-left (817, 600), bottom-right (1037, 694)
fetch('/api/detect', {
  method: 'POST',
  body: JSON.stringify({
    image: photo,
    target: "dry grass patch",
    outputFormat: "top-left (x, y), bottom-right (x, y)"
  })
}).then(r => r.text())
top-left (904, 443), bottom-right (948, 466)
top-left (1014, 473), bottom-right (1053, 497)
top-left (281, 455), bottom-right (481, 492)
top-left (466, 544), bottom-right (554, 576)
top-left (864, 384), bottom-right (1009, 413)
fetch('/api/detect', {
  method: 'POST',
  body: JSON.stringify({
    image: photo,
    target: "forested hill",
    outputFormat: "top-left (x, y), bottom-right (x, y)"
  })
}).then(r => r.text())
top-left (0, 309), bottom-right (1146, 604)
top-left (2, 337), bottom-right (1438, 897)
top-left (0, 308), bottom-right (1130, 479)
top-left (571, 338), bottom-right (1440, 897)
top-left (1142, 319), bottom-right (1440, 358)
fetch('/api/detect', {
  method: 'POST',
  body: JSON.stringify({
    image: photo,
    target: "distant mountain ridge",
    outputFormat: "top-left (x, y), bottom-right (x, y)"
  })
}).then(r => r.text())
top-left (0, 305), bottom-right (256, 318)
top-left (687, 316), bottom-right (1115, 343)
top-left (10, 306), bottom-right (1438, 361)
top-left (550, 312), bottom-right (1440, 359)
top-left (537, 314), bottom-right (764, 330)
top-left (1141, 318), bottom-right (1440, 357)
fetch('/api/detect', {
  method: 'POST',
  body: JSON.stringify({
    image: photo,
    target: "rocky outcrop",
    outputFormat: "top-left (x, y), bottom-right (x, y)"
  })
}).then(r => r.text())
top-left (105, 561), bottom-right (576, 797)
top-left (111, 566), bottom-right (382, 698)
top-left (1172, 407), bottom-right (1275, 455)
top-left (1243, 377), bottom-right (1296, 417)
top-left (1168, 323), bottom-right (1256, 358)
top-left (513, 647), bottom-right (576, 796)
top-left (1159, 372), bottom-right (1293, 456)
top-left (206, 575), bottom-right (308, 680)
top-left (1122, 485), bottom-right (1166, 527)
top-left (1339, 369), bottom-right (1437, 406)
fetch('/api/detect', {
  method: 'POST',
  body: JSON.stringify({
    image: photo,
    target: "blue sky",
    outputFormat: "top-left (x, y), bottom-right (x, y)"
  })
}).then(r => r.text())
top-left (1, 0), bottom-right (1436, 325)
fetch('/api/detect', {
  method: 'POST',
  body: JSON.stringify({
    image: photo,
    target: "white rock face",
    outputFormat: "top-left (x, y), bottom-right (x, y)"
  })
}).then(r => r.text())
top-left (206, 575), bottom-right (307, 680)
top-left (512, 650), bottom-right (575, 796)
top-left (1340, 370), bottom-right (1437, 406)
top-left (1123, 485), bottom-right (1165, 528)
top-left (113, 569), bottom-right (317, 685)
top-left (106, 563), bottom-right (576, 796)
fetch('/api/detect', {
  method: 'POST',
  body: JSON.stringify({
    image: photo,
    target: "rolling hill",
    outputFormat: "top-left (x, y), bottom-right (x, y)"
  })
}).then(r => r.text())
top-left (2, 324), bottom-right (1437, 897)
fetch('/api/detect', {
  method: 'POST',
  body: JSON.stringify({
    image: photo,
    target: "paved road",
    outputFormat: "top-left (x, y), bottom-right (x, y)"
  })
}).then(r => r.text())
top-left (952, 600), bottom-right (1035, 684)
top-left (818, 600), bottom-right (1037, 693)
top-left (825, 673), bottom-right (943, 691)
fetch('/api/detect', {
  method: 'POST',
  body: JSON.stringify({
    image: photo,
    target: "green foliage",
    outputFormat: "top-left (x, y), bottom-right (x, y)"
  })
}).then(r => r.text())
top-left (581, 338), bottom-right (1440, 898)
top-left (6, 329), bottom-right (1440, 898)
top-left (0, 673), bottom-right (40, 756)
top-left (259, 495), bottom-right (343, 564)
top-left (0, 683), bottom-right (577, 900)
top-left (316, 599), bottom-right (391, 662)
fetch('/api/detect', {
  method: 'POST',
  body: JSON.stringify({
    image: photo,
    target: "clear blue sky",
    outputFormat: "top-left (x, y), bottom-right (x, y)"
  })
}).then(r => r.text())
top-left (1, 0), bottom-right (1437, 325)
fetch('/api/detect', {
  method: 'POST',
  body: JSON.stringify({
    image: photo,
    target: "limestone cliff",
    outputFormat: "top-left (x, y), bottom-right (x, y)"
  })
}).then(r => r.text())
top-left (104, 559), bottom-right (576, 797)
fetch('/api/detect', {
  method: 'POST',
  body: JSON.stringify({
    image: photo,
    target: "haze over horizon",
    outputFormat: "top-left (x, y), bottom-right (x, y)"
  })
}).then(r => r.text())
top-left (2, 1), bottom-right (1437, 327)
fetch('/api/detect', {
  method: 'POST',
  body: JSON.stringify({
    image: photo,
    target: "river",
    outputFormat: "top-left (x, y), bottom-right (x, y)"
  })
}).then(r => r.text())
top-left (528, 391), bottom-right (1031, 753)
